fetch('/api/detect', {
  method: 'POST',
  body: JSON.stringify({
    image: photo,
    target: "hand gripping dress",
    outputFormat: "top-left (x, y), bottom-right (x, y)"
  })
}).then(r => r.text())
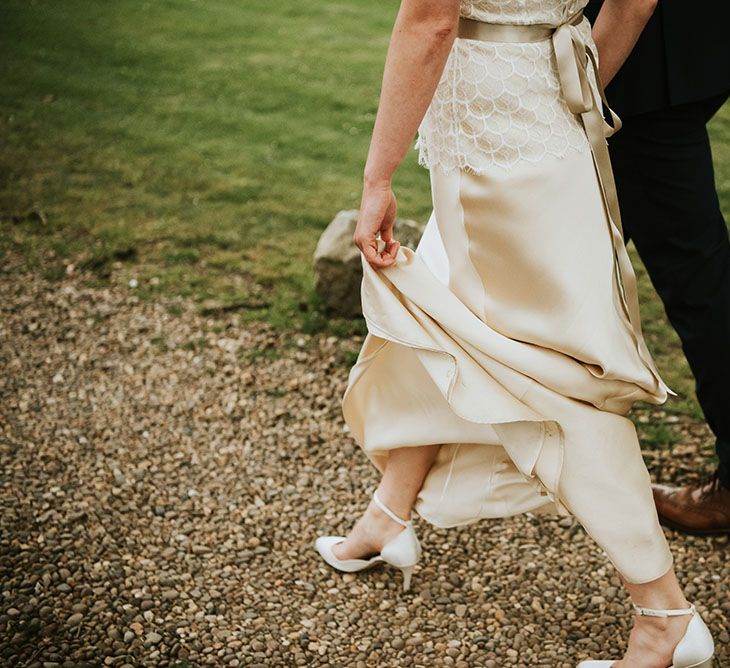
top-left (341, 0), bottom-right (675, 584)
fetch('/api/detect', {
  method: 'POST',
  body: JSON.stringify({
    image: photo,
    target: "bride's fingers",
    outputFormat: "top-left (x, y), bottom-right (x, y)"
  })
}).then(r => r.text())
top-left (383, 239), bottom-right (400, 262)
top-left (358, 237), bottom-right (377, 261)
top-left (359, 236), bottom-right (400, 268)
top-left (375, 239), bottom-right (401, 267)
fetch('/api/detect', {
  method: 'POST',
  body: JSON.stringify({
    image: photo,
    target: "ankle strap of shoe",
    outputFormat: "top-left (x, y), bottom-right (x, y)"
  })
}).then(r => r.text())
top-left (633, 602), bottom-right (696, 617)
top-left (372, 490), bottom-right (412, 527)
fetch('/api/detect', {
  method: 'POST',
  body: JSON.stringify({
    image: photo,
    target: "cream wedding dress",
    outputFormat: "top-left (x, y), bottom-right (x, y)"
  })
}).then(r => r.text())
top-left (341, 0), bottom-right (675, 584)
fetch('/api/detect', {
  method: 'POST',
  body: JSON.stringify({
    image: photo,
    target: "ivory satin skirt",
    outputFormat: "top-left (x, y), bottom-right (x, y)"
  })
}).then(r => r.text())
top-left (341, 147), bottom-right (675, 584)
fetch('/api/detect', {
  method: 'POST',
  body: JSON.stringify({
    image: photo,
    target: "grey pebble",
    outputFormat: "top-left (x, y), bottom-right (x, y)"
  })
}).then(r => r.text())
top-left (66, 613), bottom-right (84, 627)
top-left (145, 631), bottom-right (162, 646)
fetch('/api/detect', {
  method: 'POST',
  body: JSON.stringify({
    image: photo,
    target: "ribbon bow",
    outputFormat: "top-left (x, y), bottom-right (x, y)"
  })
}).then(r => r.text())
top-left (551, 16), bottom-right (670, 391)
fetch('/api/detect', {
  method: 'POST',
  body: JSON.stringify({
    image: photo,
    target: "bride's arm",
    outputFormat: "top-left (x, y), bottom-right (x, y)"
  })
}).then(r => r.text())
top-left (354, 0), bottom-right (459, 269)
top-left (590, 0), bottom-right (658, 87)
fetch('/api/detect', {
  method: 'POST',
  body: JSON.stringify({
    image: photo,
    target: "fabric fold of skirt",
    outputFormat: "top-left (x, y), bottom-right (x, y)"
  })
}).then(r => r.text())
top-left (341, 151), bottom-right (674, 584)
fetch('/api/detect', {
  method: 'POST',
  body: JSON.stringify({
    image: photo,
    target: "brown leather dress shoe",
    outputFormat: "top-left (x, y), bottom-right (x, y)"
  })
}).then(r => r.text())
top-left (652, 473), bottom-right (730, 535)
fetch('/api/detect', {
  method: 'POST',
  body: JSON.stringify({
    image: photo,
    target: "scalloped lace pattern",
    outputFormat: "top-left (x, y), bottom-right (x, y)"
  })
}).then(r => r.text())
top-left (460, 0), bottom-right (586, 25)
top-left (416, 0), bottom-right (594, 174)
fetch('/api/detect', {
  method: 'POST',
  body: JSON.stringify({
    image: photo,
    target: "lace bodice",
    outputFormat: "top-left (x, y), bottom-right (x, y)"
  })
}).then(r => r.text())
top-left (416, 0), bottom-right (596, 174)
top-left (460, 0), bottom-right (586, 25)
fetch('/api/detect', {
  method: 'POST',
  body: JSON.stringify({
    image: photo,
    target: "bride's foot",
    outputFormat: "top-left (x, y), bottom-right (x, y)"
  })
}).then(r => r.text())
top-left (580, 601), bottom-right (714, 668)
top-left (316, 488), bottom-right (422, 591)
top-left (612, 609), bottom-right (693, 667)
top-left (331, 491), bottom-right (410, 561)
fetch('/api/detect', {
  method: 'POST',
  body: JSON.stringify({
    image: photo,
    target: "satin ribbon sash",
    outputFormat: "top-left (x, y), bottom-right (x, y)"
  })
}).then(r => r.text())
top-left (456, 11), bottom-right (672, 393)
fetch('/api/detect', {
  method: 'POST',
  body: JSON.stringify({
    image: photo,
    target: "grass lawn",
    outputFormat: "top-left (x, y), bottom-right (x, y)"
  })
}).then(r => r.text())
top-left (1, 0), bottom-right (729, 425)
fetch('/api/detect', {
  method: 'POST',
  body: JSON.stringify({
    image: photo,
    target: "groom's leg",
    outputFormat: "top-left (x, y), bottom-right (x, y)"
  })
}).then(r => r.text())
top-left (607, 94), bottom-right (730, 490)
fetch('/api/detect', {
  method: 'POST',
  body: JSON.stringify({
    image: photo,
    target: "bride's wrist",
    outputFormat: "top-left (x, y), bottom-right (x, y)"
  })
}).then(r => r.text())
top-left (363, 167), bottom-right (393, 191)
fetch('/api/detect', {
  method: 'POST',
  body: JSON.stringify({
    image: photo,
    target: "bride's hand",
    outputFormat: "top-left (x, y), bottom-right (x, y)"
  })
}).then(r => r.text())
top-left (353, 180), bottom-right (401, 269)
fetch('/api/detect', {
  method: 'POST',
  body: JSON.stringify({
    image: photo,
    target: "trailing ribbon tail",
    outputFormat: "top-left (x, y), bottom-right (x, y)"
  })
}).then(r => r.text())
top-left (551, 20), bottom-right (677, 397)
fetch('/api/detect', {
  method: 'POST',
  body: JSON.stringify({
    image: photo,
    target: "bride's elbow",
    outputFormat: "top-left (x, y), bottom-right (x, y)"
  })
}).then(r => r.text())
top-left (635, 0), bottom-right (658, 19)
top-left (431, 23), bottom-right (458, 42)
top-left (606, 0), bottom-right (658, 21)
top-left (399, 0), bottom-right (459, 42)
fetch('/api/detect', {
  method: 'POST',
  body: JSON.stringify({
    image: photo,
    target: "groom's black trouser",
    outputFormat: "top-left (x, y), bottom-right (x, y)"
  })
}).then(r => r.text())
top-left (607, 91), bottom-right (730, 488)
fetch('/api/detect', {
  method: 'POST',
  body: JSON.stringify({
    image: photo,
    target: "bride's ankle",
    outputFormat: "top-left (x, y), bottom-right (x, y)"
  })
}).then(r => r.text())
top-left (373, 487), bottom-right (413, 522)
top-left (366, 498), bottom-right (409, 530)
top-left (626, 612), bottom-right (693, 661)
top-left (629, 597), bottom-right (693, 640)
top-left (632, 614), bottom-right (678, 635)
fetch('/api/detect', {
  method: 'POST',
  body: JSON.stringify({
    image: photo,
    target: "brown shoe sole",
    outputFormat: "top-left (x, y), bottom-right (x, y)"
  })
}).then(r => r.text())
top-left (658, 515), bottom-right (730, 536)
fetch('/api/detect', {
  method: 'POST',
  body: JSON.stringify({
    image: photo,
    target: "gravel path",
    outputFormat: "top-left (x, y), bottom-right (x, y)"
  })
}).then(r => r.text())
top-left (1, 264), bottom-right (728, 667)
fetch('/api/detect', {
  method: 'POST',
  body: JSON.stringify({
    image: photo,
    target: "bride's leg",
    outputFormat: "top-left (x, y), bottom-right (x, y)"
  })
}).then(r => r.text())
top-left (617, 568), bottom-right (693, 668)
top-left (332, 444), bottom-right (440, 560)
top-left (519, 385), bottom-right (706, 665)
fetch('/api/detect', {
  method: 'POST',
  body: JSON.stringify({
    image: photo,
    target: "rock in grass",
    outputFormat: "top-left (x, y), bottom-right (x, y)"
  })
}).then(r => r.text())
top-left (313, 209), bottom-right (425, 317)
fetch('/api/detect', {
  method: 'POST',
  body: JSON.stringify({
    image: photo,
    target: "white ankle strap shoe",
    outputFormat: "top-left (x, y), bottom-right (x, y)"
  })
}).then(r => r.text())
top-left (315, 489), bottom-right (422, 591)
top-left (578, 602), bottom-right (714, 668)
